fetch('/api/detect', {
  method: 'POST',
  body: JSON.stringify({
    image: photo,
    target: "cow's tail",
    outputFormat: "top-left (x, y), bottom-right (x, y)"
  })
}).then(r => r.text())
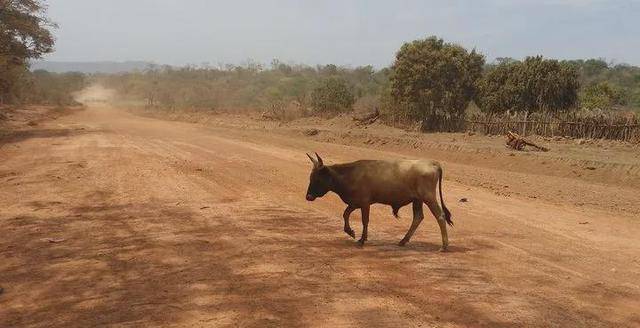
top-left (437, 165), bottom-right (453, 227)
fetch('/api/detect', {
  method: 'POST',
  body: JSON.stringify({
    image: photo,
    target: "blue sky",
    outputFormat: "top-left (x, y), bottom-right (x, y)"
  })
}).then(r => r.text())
top-left (44, 0), bottom-right (640, 67)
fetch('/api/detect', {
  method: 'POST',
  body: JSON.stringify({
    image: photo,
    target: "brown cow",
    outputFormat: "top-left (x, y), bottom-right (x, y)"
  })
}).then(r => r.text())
top-left (305, 153), bottom-right (452, 251)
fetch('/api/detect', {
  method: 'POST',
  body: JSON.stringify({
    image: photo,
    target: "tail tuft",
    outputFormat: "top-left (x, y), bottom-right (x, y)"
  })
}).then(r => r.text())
top-left (443, 206), bottom-right (453, 226)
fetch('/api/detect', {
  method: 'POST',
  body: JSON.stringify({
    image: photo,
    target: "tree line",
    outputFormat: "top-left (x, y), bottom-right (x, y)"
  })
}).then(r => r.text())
top-left (97, 62), bottom-right (388, 115)
top-left (2, 1), bottom-right (640, 125)
top-left (98, 37), bottom-right (640, 123)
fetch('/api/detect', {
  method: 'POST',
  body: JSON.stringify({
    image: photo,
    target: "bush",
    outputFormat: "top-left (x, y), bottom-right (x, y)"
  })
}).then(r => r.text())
top-left (26, 70), bottom-right (88, 105)
top-left (476, 56), bottom-right (579, 113)
top-left (580, 81), bottom-right (628, 110)
top-left (310, 77), bottom-right (355, 114)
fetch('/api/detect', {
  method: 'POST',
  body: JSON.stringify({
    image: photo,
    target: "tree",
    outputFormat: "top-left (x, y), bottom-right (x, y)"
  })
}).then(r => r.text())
top-left (310, 77), bottom-right (354, 113)
top-left (474, 61), bottom-right (520, 113)
top-left (0, 0), bottom-right (56, 104)
top-left (0, 62), bottom-right (29, 103)
top-left (580, 82), bottom-right (628, 110)
top-left (519, 56), bottom-right (579, 112)
top-left (581, 58), bottom-right (609, 77)
top-left (319, 64), bottom-right (339, 76)
top-left (390, 36), bottom-right (484, 121)
top-left (23, 70), bottom-right (87, 105)
top-left (562, 58), bottom-right (640, 111)
top-left (475, 56), bottom-right (579, 113)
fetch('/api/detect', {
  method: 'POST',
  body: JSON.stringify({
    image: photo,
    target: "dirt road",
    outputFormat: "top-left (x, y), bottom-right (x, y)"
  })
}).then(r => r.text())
top-left (1, 104), bottom-right (639, 327)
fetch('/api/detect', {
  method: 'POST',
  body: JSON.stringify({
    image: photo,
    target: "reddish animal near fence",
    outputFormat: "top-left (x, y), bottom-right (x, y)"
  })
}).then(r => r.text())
top-left (305, 153), bottom-right (453, 251)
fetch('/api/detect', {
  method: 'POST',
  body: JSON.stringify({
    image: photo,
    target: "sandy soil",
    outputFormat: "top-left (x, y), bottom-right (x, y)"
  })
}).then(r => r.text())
top-left (1, 100), bottom-right (639, 327)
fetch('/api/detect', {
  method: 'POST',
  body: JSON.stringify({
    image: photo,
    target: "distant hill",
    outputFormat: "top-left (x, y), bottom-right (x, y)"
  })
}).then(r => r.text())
top-left (30, 61), bottom-right (155, 73)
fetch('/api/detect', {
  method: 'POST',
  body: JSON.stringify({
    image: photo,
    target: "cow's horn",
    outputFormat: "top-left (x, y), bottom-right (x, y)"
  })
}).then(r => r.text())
top-left (315, 152), bottom-right (323, 167)
top-left (306, 153), bottom-right (318, 166)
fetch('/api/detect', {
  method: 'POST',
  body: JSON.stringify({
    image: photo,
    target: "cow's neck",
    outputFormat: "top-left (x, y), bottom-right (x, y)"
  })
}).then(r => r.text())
top-left (327, 165), bottom-right (353, 204)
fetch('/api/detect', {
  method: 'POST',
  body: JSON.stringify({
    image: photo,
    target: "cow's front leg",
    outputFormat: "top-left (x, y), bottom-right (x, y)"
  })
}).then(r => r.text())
top-left (342, 205), bottom-right (356, 239)
top-left (358, 205), bottom-right (370, 246)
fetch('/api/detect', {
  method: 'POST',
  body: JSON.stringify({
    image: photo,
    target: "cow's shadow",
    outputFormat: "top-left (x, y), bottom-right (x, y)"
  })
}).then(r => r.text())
top-left (336, 238), bottom-right (471, 254)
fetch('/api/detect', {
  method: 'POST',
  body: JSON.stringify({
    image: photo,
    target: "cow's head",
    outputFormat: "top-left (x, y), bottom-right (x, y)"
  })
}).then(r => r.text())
top-left (305, 152), bottom-right (332, 201)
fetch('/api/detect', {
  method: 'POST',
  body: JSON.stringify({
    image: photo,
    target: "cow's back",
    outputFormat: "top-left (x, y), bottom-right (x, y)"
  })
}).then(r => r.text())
top-left (336, 159), bottom-right (440, 205)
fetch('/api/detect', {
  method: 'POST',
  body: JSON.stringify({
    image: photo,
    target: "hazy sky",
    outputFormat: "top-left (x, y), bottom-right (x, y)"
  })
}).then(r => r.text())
top-left (44, 0), bottom-right (640, 67)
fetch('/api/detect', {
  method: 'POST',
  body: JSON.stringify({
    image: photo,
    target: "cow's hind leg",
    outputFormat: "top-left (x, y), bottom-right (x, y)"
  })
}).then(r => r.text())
top-left (343, 205), bottom-right (356, 239)
top-left (358, 205), bottom-right (370, 246)
top-left (398, 200), bottom-right (424, 246)
top-left (425, 200), bottom-right (449, 251)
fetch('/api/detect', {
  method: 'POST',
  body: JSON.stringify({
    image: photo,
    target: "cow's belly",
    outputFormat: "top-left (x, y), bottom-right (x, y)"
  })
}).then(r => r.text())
top-left (370, 183), bottom-right (417, 205)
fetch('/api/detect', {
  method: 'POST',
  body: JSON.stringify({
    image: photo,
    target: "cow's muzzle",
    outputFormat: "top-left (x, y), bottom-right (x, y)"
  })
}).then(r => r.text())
top-left (306, 194), bottom-right (316, 201)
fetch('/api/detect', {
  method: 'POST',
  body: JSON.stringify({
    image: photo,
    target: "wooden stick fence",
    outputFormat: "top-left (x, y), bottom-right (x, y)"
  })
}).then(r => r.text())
top-left (464, 113), bottom-right (639, 141)
top-left (384, 111), bottom-right (640, 142)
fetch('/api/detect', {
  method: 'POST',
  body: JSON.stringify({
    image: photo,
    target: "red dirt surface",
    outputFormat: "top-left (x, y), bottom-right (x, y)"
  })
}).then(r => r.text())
top-left (1, 99), bottom-right (639, 327)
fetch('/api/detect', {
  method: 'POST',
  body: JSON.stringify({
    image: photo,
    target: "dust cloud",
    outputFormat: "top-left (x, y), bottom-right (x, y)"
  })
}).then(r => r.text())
top-left (73, 84), bottom-right (116, 105)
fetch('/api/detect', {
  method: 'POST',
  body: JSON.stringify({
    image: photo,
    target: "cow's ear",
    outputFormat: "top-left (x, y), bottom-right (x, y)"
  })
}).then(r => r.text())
top-left (315, 152), bottom-right (324, 167)
top-left (306, 153), bottom-right (319, 167)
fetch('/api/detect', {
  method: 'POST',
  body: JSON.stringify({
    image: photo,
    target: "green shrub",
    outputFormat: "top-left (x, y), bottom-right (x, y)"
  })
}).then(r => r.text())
top-left (580, 82), bottom-right (628, 110)
top-left (309, 77), bottom-right (355, 113)
top-left (476, 56), bottom-right (579, 113)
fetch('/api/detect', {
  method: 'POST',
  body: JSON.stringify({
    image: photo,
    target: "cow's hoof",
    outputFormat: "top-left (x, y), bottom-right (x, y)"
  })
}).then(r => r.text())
top-left (439, 246), bottom-right (449, 252)
top-left (398, 240), bottom-right (407, 247)
top-left (345, 229), bottom-right (355, 239)
top-left (357, 239), bottom-right (366, 246)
